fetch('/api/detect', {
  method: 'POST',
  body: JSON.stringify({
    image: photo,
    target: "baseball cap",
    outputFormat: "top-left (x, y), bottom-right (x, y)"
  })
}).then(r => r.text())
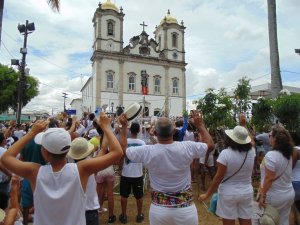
top-left (34, 128), bottom-right (71, 154)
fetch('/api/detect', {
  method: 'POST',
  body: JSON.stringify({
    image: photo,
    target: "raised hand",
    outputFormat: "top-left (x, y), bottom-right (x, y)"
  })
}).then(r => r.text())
top-left (118, 113), bottom-right (128, 128)
top-left (239, 113), bottom-right (247, 127)
top-left (30, 120), bottom-right (48, 135)
top-left (191, 110), bottom-right (204, 128)
top-left (99, 112), bottom-right (111, 130)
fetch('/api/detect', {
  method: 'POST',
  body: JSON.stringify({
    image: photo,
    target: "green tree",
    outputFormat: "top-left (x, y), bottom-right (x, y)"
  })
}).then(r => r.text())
top-left (234, 77), bottom-right (251, 119)
top-left (195, 88), bottom-right (235, 129)
top-left (251, 97), bottom-right (273, 132)
top-left (272, 93), bottom-right (300, 132)
top-left (0, 64), bottom-right (39, 113)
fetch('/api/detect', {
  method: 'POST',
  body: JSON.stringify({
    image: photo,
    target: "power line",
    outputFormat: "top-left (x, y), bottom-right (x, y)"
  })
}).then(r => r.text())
top-left (0, 40), bottom-right (16, 58)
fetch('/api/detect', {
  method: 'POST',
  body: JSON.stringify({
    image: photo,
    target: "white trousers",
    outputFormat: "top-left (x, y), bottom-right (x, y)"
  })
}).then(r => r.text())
top-left (149, 203), bottom-right (198, 225)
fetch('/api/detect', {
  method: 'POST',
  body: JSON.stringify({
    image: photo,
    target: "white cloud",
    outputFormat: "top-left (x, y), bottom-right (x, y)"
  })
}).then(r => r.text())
top-left (1, 0), bottom-right (299, 114)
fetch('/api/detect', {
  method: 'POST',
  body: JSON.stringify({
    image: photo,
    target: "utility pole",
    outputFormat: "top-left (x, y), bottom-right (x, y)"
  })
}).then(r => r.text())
top-left (62, 92), bottom-right (68, 112)
top-left (0, 0), bottom-right (4, 48)
top-left (13, 20), bottom-right (35, 124)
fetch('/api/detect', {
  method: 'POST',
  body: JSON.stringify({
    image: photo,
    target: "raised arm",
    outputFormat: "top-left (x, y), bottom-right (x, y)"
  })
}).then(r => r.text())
top-left (1, 121), bottom-right (48, 181)
top-left (192, 110), bottom-right (214, 152)
top-left (118, 114), bottom-right (128, 154)
top-left (78, 112), bottom-right (123, 179)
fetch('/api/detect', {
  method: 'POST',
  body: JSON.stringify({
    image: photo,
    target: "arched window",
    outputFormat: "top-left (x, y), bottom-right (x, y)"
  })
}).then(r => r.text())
top-left (154, 77), bottom-right (161, 93)
top-left (172, 33), bottom-right (178, 48)
top-left (172, 78), bottom-right (179, 94)
top-left (128, 74), bottom-right (135, 91)
top-left (106, 72), bottom-right (114, 89)
top-left (107, 21), bottom-right (114, 36)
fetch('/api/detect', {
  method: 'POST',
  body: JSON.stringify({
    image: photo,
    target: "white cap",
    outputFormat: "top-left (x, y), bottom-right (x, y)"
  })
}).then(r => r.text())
top-left (88, 129), bottom-right (99, 138)
top-left (34, 128), bottom-right (71, 154)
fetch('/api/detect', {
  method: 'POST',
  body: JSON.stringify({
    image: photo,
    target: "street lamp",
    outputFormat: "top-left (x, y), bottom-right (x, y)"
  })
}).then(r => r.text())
top-left (111, 102), bottom-right (114, 113)
top-left (295, 49), bottom-right (300, 55)
top-left (12, 20), bottom-right (35, 124)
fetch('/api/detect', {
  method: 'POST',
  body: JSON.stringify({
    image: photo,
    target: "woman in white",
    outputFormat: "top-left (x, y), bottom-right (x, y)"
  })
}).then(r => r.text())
top-left (199, 125), bottom-right (255, 225)
top-left (119, 111), bottom-right (214, 225)
top-left (258, 125), bottom-right (295, 225)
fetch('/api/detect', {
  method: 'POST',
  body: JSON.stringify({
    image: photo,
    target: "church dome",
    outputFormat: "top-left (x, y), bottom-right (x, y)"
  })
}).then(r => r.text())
top-left (101, 0), bottom-right (119, 12)
top-left (160, 10), bottom-right (178, 25)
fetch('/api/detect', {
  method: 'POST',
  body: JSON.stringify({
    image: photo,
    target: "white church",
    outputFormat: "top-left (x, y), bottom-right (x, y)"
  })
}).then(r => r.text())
top-left (80, 0), bottom-right (187, 117)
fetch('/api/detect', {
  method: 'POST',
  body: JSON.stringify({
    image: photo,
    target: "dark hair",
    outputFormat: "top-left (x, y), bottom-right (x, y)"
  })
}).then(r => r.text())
top-left (290, 132), bottom-right (300, 146)
top-left (175, 120), bottom-right (183, 128)
top-left (89, 113), bottom-right (95, 121)
top-left (0, 133), bottom-right (4, 144)
top-left (93, 120), bottom-right (103, 136)
top-left (271, 125), bottom-right (294, 160)
top-left (130, 122), bottom-right (140, 134)
top-left (173, 129), bottom-right (180, 141)
top-left (224, 136), bottom-right (252, 152)
top-left (48, 151), bottom-right (68, 160)
top-left (49, 119), bottom-right (59, 128)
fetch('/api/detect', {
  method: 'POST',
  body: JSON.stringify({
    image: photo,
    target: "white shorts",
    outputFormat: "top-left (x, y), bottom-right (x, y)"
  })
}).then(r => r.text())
top-left (149, 203), bottom-right (198, 225)
top-left (216, 193), bottom-right (253, 219)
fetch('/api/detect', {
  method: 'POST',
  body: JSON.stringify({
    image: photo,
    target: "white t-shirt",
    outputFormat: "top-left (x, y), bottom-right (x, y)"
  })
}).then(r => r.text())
top-left (217, 147), bottom-right (255, 195)
top-left (14, 130), bottom-right (25, 140)
top-left (126, 141), bottom-right (208, 192)
top-left (122, 138), bottom-right (145, 178)
top-left (199, 149), bottom-right (215, 167)
top-left (292, 147), bottom-right (300, 182)
top-left (183, 131), bottom-right (195, 142)
top-left (260, 150), bottom-right (293, 195)
top-left (0, 146), bottom-right (10, 182)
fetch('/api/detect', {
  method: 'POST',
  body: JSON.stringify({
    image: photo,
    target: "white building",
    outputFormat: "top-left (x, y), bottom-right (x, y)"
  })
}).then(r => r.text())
top-left (80, 0), bottom-right (187, 117)
top-left (70, 98), bottom-right (83, 119)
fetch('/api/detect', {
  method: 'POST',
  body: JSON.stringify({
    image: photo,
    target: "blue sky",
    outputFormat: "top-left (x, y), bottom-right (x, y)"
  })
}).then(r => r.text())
top-left (0, 0), bottom-right (300, 113)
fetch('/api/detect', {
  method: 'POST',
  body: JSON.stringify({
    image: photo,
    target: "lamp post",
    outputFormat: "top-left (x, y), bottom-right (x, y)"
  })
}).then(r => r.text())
top-left (111, 102), bottom-right (114, 114)
top-left (12, 20), bottom-right (35, 124)
top-left (62, 92), bottom-right (68, 112)
top-left (295, 49), bottom-right (300, 56)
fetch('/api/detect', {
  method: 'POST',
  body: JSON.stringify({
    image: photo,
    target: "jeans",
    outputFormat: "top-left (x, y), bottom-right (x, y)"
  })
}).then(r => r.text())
top-left (85, 209), bottom-right (99, 225)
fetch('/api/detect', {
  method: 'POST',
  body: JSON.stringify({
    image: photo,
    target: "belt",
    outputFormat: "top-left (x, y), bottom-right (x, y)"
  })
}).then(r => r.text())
top-left (151, 188), bottom-right (194, 208)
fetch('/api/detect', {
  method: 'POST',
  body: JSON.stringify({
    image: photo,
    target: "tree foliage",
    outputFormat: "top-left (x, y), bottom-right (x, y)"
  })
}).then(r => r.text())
top-left (251, 97), bottom-right (273, 132)
top-left (272, 93), bottom-right (300, 132)
top-left (0, 64), bottom-right (39, 113)
top-left (195, 88), bottom-right (235, 129)
top-left (234, 77), bottom-right (251, 117)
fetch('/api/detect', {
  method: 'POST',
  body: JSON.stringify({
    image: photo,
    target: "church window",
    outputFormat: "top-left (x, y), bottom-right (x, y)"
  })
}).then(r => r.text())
top-left (106, 71), bottom-right (114, 89)
top-left (128, 73), bottom-right (136, 91)
top-left (172, 78), bottom-right (179, 94)
top-left (172, 33), bottom-right (178, 48)
top-left (154, 76), bottom-right (161, 93)
top-left (107, 21), bottom-right (114, 36)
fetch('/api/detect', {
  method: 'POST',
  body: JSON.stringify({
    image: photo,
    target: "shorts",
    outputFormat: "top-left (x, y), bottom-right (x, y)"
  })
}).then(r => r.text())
top-left (21, 179), bottom-right (33, 208)
top-left (149, 203), bottom-right (198, 225)
top-left (216, 193), bottom-right (253, 219)
top-left (95, 174), bottom-right (115, 184)
top-left (85, 209), bottom-right (99, 225)
top-left (0, 181), bottom-right (10, 209)
top-left (120, 176), bottom-right (143, 199)
top-left (293, 181), bottom-right (300, 201)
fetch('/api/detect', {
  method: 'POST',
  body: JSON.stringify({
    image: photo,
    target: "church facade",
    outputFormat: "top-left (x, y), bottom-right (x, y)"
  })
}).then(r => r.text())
top-left (81, 0), bottom-right (187, 117)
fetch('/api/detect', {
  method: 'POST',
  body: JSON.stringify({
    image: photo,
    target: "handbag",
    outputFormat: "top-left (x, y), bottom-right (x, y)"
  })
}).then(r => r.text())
top-left (252, 201), bottom-right (279, 225)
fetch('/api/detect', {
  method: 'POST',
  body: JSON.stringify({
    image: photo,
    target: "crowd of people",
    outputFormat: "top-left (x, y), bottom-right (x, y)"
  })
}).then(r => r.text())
top-left (0, 110), bottom-right (299, 225)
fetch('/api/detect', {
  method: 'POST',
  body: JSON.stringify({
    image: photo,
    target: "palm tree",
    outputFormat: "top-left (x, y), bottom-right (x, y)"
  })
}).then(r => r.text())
top-left (267, 0), bottom-right (282, 98)
top-left (47, 0), bottom-right (60, 12)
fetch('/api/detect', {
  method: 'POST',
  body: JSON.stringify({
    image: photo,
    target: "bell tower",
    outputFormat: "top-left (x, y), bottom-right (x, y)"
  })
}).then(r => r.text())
top-left (92, 0), bottom-right (124, 53)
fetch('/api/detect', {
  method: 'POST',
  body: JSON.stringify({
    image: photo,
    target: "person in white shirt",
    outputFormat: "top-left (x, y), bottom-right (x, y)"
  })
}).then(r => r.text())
top-left (258, 125), bottom-right (295, 225)
top-left (1, 112), bottom-right (123, 225)
top-left (200, 125), bottom-right (255, 225)
top-left (118, 122), bottom-right (145, 224)
top-left (67, 137), bottom-right (100, 225)
top-left (119, 111), bottom-right (214, 225)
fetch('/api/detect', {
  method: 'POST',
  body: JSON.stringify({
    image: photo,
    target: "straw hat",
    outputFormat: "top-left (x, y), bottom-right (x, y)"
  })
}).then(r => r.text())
top-left (225, 126), bottom-right (251, 145)
top-left (124, 103), bottom-right (142, 121)
top-left (68, 137), bottom-right (94, 160)
top-left (0, 208), bottom-right (5, 223)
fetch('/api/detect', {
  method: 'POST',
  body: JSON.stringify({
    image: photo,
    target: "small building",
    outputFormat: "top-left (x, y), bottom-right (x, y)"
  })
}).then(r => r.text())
top-left (70, 98), bottom-right (83, 119)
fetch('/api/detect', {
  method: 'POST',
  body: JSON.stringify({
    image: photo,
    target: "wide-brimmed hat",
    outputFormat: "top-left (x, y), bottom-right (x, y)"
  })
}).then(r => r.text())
top-left (124, 103), bottom-right (142, 121)
top-left (0, 208), bottom-right (5, 222)
top-left (225, 126), bottom-right (251, 145)
top-left (35, 128), bottom-right (71, 154)
top-left (68, 137), bottom-right (94, 160)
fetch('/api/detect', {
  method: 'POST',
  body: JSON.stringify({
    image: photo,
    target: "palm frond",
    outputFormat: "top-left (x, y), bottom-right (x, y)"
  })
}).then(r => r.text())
top-left (47, 0), bottom-right (60, 12)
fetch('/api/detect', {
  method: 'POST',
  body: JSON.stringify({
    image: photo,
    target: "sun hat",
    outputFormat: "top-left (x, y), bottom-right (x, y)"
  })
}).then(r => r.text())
top-left (88, 129), bottom-right (99, 138)
top-left (0, 208), bottom-right (5, 222)
top-left (124, 102), bottom-right (142, 121)
top-left (34, 128), bottom-right (71, 154)
top-left (68, 137), bottom-right (95, 160)
top-left (225, 125), bottom-right (251, 145)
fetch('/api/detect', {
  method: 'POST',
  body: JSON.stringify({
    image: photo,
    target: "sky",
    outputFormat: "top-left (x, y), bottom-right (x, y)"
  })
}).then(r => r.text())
top-left (1, 0), bottom-right (300, 114)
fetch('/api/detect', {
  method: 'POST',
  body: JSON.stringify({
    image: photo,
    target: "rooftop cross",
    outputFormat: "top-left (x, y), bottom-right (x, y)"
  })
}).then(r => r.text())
top-left (140, 21), bottom-right (148, 32)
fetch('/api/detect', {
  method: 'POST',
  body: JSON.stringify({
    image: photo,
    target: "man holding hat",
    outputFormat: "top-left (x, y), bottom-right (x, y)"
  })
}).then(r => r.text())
top-left (1, 112), bottom-right (123, 225)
